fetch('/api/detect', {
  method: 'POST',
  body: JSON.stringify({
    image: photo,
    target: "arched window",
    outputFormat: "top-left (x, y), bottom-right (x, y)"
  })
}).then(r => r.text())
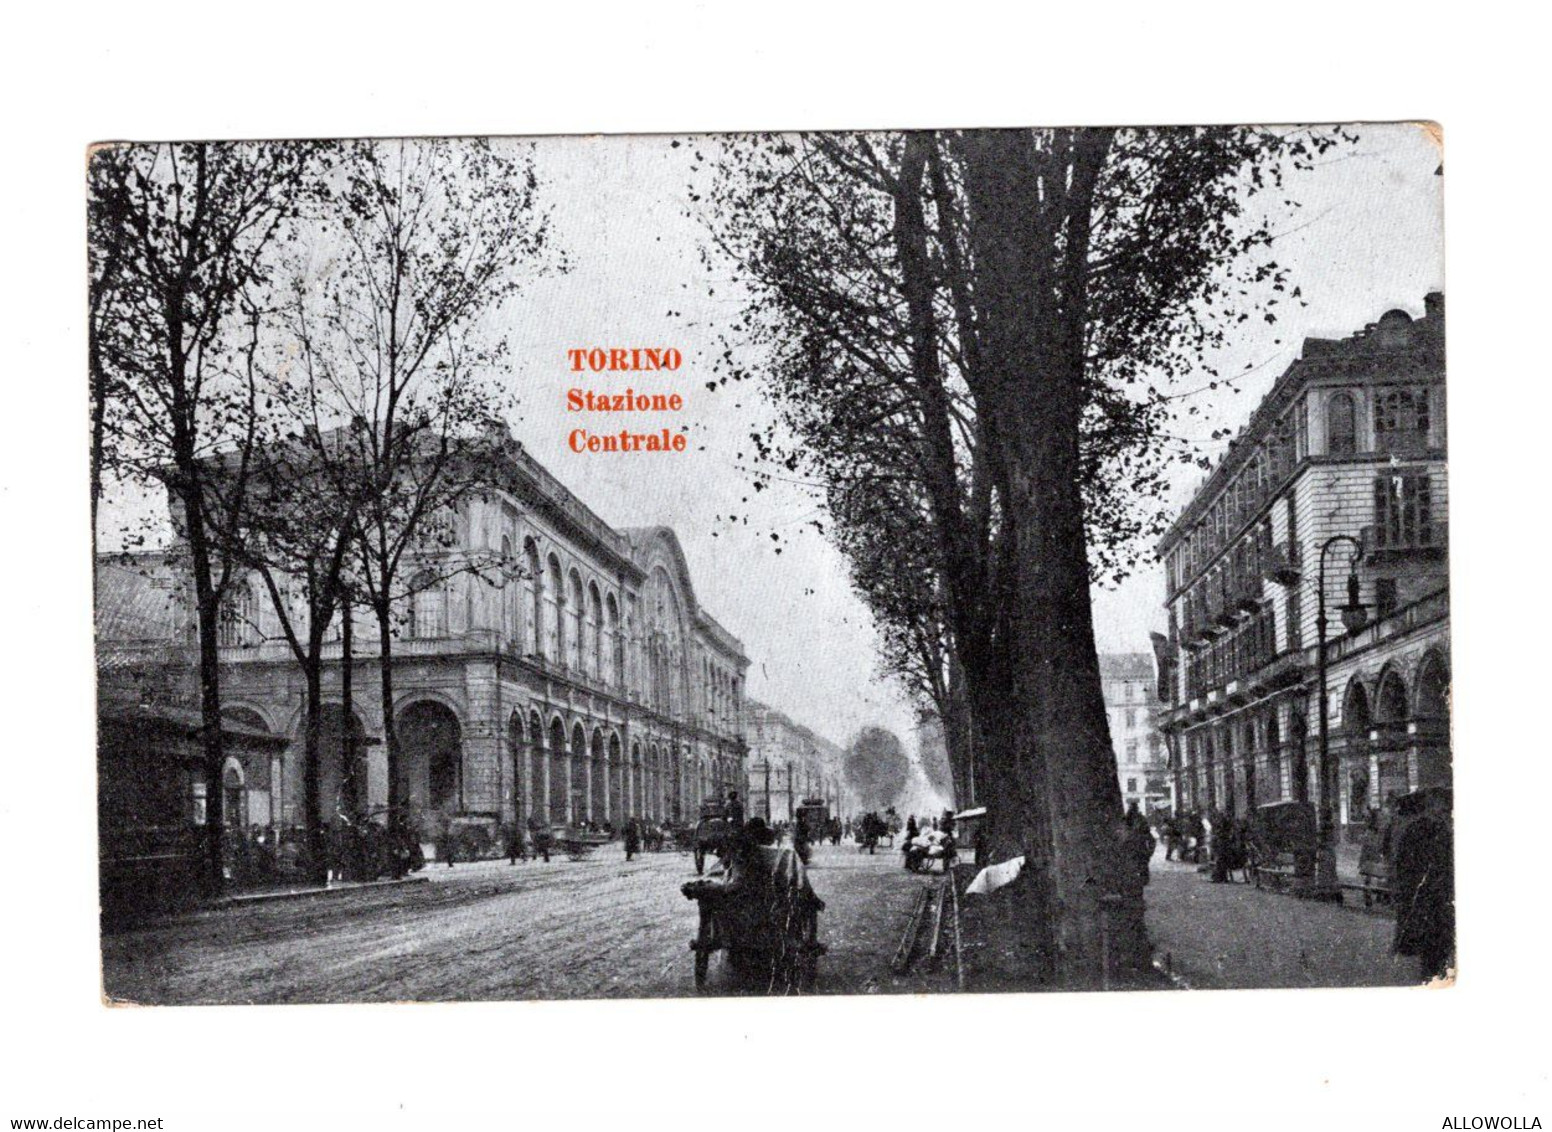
top-left (407, 570), bottom-right (445, 639)
top-left (546, 554), bottom-right (564, 660)
top-left (1375, 388), bottom-right (1430, 456)
top-left (219, 580), bottom-right (260, 647)
top-left (528, 710), bottom-right (544, 822)
top-left (571, 723), bottom-right (588, 820)
top-left (588, 582), bottom-right (603, 680)
top-left (222, 759), bottom-right (247, 827)
top-left (569, 570), bottom-right (586, 671)
top-left (606, 594), bottom-right (622, 688)
top-left (1327, 391), bottom-right (1357, 456)
top-left (548, 717), bottom-right (567, 823)
top-left (398, 700), bottom-right (462, 815)
top-left (500, 536), bottom-right (514, 644)
top-left (525, 540), bottom-right (543, 656)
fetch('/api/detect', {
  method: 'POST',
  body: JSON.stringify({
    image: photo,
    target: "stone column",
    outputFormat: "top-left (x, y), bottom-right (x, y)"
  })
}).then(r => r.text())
top-left (519, 729), bottom-right (534, 822)
top-left (540, 741), bottom-right (552, 826)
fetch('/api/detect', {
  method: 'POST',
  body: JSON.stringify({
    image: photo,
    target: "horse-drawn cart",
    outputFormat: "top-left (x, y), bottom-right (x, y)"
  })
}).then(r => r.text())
top-left (1248, 799), bottom-right (1318, 894)
top-left (682, 843), bottom-right (825, 993)
top-left (689, 800), bottom-right (738, 875)
top-left (557, 827), bottom-right (611, 861)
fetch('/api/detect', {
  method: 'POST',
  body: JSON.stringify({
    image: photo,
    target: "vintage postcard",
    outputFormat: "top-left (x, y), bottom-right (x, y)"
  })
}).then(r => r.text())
top-left (90, 123), bottom-right (1449, 1005)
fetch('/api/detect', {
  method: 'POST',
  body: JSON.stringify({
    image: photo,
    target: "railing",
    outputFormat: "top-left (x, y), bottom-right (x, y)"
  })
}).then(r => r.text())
top-left (1231, 572), bottom-right (1263, 613)
top-left (1263, 543), bottom-right (1301, 585)
top-left (1363, 522), bottom-right (1447, 557)
top-left (1319, 587), bottom-right (1449, 667)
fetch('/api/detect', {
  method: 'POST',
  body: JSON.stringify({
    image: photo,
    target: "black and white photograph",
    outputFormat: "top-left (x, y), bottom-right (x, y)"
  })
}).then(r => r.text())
top-left (89, 123), bottom-right (1451, 1004)
top-left (7, 8), bottom-right (1550, 1128)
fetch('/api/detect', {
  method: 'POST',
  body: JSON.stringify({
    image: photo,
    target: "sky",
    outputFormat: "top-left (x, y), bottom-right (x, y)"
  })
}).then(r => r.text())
top-left (99, 124), bottom-right (1444, 772)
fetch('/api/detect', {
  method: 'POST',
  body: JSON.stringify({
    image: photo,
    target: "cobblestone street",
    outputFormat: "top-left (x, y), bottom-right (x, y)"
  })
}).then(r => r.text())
top-left (102, 840), bottom-right (953, 1005)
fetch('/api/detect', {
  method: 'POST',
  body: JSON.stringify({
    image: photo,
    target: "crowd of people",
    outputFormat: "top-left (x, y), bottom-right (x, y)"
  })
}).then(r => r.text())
top-left (900, 810), bottom-right (958, 873)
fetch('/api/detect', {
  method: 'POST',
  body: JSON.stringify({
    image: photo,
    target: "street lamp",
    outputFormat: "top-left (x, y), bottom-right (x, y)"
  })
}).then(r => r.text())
top-left (1313, 533), bottom-right (1369, 898)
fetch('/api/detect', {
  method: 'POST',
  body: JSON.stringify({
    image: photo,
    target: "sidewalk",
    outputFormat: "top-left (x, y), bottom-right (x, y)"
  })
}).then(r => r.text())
top-left (1145, 857), bottom-right (1419, 990)
top-left (223, 874), bottom-right (427, 906)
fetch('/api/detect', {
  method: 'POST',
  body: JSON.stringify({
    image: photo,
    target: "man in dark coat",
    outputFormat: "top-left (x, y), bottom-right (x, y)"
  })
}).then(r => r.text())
top-left (1125, 802), bottom-right (1156, 887)
top-left (1394, 808), bottom-right (1454, 980)
top-left (623, 818), bottom-right (641, 861)
top-left (527, 814), bottom-right (551, 863)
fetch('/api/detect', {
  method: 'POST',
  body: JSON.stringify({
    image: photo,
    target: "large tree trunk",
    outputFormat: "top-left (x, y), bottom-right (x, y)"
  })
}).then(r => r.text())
top-left (956, 128), bottom-right (1149, 988)
top-left (374, 598), bottom-right (402, 874)
top-left (942, 661), bottom-right (977, 808)
top-left (184, 496), bottom-right (228, 898)
top-left (303, 662), bottom-right (326, 885)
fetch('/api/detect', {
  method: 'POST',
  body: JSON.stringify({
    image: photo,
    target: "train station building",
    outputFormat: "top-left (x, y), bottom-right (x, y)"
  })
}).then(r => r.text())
top-left (97, 426), bottom-right (751, 844)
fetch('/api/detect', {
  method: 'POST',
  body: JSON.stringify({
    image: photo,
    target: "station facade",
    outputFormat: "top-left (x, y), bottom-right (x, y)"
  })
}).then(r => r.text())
top-left (97, 428), bottom-right (751, 839)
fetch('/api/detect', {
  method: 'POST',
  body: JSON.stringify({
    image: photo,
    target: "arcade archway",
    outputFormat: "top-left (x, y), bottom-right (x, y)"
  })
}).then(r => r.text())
top-left (398, 700), bottom-right (462, 833)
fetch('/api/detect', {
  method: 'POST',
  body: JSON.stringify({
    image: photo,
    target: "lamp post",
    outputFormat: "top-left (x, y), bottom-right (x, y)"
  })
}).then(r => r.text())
top-left (1314, 533), bottom-right (1369, 898)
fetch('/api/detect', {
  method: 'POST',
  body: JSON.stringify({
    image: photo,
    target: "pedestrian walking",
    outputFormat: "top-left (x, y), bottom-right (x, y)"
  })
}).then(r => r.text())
top-left (1393, 803), bottom-right (1454, 980)
top-left (624, 818), bottom-right (640, 861)
top-left (1125, 802), bottom-right (1155, 887)
top-left (528, 815), bottom-right (552, 863)
top-left (506, 821), bottom-right (527, 865)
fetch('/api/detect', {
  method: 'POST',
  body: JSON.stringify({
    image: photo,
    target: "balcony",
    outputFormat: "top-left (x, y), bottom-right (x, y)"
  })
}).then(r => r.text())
top-left (1363, 522), bottom-right (1447, 564)
top-left (1230, 573), bottom-right (1263, 615)
top-left (1205, 589), bottom-right (1237, 631)
top-left (1181, 612), bottom-right (1212, 648)
top-left (1263, 543), bottom-right (1302, 585)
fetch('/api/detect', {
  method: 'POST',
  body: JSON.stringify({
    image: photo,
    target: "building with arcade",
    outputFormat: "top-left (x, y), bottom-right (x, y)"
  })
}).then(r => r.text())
top-left (97, 426), bottom-right (751, 845)
top-left (1153, 294), bottom-right (1450, 842)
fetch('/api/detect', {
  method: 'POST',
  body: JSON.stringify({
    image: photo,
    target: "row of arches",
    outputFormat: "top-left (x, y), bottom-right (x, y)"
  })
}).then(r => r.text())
top-left (1176, 647), bottom-right (1450, 830)
top-left (217, 698), bottom-right (463, 837)
top-left (219, 692), bottom-right (745, 836)
top-left (505, 712), bottom-right (739, 826)
top-left (1335, 650), bottom-right (1450, 830)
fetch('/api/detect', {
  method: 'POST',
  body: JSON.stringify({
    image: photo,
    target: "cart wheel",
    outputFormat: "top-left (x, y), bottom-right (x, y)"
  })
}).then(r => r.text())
top-left (694, 846), bottom-right (705, 875)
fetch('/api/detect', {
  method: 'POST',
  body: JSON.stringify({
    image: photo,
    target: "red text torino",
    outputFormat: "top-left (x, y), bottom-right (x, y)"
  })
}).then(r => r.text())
top-left (567, 347), bottom-right (682, 372)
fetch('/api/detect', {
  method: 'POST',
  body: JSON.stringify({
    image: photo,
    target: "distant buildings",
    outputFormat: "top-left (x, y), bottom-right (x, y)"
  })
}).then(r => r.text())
top-left (1099, 653), bottom-right (1169, 815)
top-left (1154, 294), bottom-right (1450, 841)
top-left (744, 702), bottom-right (845, 822)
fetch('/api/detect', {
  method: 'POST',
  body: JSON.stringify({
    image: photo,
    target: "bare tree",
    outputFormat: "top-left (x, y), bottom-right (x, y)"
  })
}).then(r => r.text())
top-left (89, 141), bottom-right (324, 892)
top-left (293, 139), bottom-right (565, 851)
